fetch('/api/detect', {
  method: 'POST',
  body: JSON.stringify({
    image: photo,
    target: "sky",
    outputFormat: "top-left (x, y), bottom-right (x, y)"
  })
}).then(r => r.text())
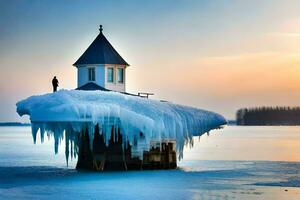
top-left (1, 0), bottom-right (300, 122)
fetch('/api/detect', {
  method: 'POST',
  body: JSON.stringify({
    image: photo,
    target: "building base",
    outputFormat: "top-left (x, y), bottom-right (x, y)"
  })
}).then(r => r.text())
top-left (76, 125), bottom-right (177, 171)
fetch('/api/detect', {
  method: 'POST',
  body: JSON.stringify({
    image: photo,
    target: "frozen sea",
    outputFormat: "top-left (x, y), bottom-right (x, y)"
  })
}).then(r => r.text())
top-left (0, 126), bottom-right (300, 200)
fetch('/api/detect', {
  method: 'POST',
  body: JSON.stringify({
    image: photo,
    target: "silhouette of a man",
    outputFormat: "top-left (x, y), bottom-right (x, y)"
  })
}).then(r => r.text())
top-left (52, 76), bottom-right (59, 92)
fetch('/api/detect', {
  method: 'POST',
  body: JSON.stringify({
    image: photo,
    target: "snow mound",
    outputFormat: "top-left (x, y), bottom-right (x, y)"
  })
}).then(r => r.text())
top-left (16, 90), bottom-right (226, 159)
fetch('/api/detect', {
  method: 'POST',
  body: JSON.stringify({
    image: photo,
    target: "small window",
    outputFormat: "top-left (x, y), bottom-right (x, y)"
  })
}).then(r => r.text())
top-left (88, 68), bottom-right (95, 81)
top-left (117, 68), bottom-right (124, 83)
top-left (107, 67), bottom-right (114, 83)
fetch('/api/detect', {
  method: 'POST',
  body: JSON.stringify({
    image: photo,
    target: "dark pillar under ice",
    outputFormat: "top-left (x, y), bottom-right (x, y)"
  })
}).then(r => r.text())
top-left (76, 125), bottom-right (177, 171)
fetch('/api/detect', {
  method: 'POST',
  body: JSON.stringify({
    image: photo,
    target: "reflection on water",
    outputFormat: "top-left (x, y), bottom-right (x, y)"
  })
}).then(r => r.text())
top-left (182, 126), bottom-right (300, 162)
top-left (0, 126), bottom-right (77, 168)
top-left (1, 126), bottom-right (300, 167)
top-left (0, 126), bottom-right (300, 200)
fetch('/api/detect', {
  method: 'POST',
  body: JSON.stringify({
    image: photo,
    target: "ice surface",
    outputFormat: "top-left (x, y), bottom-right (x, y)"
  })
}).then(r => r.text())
top-left (1, 126), bottom-right (300, 200)
top-left (16, 90), bottom-right (226, 159)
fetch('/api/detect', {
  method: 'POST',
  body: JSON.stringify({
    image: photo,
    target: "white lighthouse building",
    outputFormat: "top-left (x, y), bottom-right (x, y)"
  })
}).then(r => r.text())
top-left (74, 25), bottom-right (129, 92)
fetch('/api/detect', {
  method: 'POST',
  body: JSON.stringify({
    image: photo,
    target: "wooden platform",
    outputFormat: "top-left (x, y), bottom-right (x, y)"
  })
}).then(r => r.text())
top-left (76, 125), bottom-right (177, 171)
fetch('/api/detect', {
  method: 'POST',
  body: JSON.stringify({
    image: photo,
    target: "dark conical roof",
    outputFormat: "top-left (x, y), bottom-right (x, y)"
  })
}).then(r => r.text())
top-left (73, 28), bottom-right (129, 66)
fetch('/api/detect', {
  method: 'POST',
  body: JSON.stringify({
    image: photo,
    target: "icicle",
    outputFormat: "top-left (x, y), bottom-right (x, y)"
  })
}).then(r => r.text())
top-left (53, 125), bottom-right (63, 154)
top-left (54, 136), bottom-right (59, 154)
top-left (74, 133), bottom-right (79, 159)
top-left (70, 139), bottom-right (73, 160)
top-left (31, 123), bottom-right (39, 144)
top-left (40, 124), bottom-right (45, 143)
top-left (65, 130), bottom-right (70, 167)
top-left (87, 122), bottom-right (94, 152)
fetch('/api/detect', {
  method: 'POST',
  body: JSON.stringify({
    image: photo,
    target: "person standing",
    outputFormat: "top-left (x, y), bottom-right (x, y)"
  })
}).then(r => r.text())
top-left (52, 76), bottom-right (59, 92)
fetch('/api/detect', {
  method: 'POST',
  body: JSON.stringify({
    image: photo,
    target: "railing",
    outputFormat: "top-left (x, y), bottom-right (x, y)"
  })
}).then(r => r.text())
top-left (138, 92), bottom-right (154, 98)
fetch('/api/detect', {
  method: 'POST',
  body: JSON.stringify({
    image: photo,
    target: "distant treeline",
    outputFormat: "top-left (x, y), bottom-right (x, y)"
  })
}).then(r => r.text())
top-left (0, 122), bottom-right (30, 127)
top-left (236, 107), bottom-right (300, 125)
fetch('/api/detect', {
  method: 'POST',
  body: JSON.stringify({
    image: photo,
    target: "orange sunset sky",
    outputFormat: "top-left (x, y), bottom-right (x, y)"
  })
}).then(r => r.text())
top-left (1, 0), bottom-right (300, 121)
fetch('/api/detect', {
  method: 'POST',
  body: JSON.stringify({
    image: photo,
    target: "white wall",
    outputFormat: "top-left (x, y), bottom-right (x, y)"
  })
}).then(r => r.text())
top-left (95, 65), bottom-right (105, 87)
top-left (77, 67), bottom-right (88, 87)
top-left (77, 64), bottom-right (126, 92)
top-left (77, 65), bottom-right (105, 88)
top-left (104, 65), bottom-right (126, 92)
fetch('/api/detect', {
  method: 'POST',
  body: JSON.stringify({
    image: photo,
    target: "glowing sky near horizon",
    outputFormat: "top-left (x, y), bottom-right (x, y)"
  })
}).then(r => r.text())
top-left (1, 0), bottom-right (300, 122)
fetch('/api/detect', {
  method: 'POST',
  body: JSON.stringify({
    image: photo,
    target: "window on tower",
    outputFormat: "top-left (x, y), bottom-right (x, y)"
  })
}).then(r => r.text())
top-left (117, 68), bottom-right (124, 83)
top-left (107, 67), bottom-right (114, 83)
top-left (88, 67), bottom-right (95, 81)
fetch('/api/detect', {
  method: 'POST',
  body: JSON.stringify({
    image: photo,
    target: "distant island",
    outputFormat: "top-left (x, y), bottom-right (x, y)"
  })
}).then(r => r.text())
top-left (0, 122), bottom-right (30, 126)
top-left (236, 107), bottom-right (300, 125)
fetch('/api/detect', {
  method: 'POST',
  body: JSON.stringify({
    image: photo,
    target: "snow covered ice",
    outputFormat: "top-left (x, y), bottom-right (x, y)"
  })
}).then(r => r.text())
top-left (16, 90), bottom-right (226, 160)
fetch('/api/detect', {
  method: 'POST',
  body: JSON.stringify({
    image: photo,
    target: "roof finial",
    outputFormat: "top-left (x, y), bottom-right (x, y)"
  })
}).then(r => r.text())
top-left (99, 25), bottom-right (103, 33)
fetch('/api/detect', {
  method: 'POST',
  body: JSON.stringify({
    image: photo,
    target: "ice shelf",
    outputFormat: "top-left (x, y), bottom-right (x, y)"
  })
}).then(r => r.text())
top-left (16, 90), bottom-right (226, 160)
